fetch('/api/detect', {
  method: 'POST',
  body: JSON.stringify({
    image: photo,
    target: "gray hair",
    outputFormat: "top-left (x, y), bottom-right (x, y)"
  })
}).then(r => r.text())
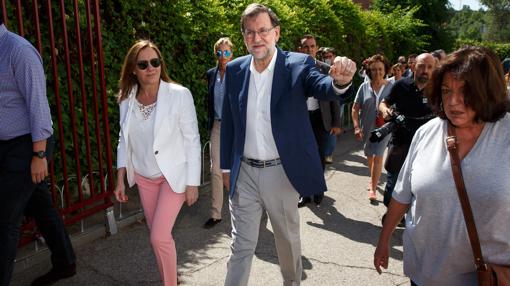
top-left (240, 3), bottom-right (280, 33)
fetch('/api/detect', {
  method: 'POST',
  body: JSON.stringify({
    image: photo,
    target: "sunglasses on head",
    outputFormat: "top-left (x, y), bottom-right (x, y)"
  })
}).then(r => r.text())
top-left (136, 58), bottom-right (161, 70)
top-left (216, 50), bottom-right (232, 58)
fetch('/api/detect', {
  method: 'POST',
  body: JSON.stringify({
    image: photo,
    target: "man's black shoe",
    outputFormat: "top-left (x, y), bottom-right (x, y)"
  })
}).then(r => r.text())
top-left (313, 193), bottom-right (324, 205)
top-left (398, 217), bottom-right (406, 228)
top-left (298, 196), bottom-right (311, 208)
top-left (203, 218), bottom-right (222, 229)
top-left (31, 263), bottom-right (76, 286)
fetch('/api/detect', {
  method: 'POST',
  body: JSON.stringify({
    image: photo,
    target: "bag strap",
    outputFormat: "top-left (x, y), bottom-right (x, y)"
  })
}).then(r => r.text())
top-left (446, 122), bottom-right (488, 271)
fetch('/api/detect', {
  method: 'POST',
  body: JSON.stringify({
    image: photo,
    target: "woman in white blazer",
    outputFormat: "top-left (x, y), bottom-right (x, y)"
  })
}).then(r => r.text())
top-left (114, 40), bottom-right (201, 286)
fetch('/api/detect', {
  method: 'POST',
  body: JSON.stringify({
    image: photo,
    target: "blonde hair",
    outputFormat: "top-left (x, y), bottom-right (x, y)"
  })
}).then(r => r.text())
top-left (118, 40), bottom-right (172, 102)
top-left (213, 37), bottom-right (233, 53)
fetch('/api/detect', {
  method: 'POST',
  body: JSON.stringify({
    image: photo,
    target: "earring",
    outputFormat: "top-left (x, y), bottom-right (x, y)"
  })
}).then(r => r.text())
top-left (440, 101), bottom-right (444, 112)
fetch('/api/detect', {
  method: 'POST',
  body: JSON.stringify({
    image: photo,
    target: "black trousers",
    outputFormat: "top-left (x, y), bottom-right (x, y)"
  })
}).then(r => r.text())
top-left (0, 134), bottom-right (75, 286)
top-left (25, 134), bottom-right (75, 270)
top-left (305, 110), bottom-right (326, 200)
top-left (309, 109), bottom-right (326, 170)
top-left (0, 134), bottom-right (37, 285)
top-left (24, 181), bottom-right (76, 269)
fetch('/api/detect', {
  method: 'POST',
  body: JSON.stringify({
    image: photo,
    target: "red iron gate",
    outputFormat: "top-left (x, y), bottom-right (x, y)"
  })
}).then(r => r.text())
top-left (1, 0), bottom-right (116, 246)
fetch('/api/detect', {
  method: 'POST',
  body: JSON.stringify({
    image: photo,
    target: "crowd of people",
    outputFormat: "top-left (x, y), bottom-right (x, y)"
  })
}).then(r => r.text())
top-left (1, 3), bottom-right (510, 286)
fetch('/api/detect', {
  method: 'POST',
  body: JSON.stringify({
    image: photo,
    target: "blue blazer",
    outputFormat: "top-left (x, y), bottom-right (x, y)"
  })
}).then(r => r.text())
top-left (206, 66), bottom-right (218, 132)
top-left (220, 48), bottom-right (350, 198)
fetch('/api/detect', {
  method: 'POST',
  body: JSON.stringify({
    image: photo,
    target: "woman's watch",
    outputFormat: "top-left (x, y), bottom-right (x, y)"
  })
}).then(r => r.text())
top-left (32, 151), bottom-right (46, 159)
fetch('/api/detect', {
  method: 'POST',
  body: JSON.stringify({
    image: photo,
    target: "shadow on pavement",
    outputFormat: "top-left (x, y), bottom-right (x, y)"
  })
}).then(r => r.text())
top-left (305, 196), bottom-right (403, 262)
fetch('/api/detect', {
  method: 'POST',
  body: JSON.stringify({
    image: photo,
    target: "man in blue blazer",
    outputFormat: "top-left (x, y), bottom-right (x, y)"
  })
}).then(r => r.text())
top-left (220, 4), bottom-right (356, 286)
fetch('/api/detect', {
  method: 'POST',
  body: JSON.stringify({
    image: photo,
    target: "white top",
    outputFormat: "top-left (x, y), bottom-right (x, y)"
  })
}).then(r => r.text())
top-left (243, 51), bottom-right (280, 160)
top-left (393, 114), bottom-right (510, 286)
top-left (128, 100), bottom-right (162, 179)
top-left (116, 81), bottom-right (201, 192)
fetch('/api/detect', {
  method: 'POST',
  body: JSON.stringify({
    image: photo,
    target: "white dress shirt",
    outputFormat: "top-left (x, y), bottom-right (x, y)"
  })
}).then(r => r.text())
top-left (306, 97), bottom-right (320, 111)
top-left (243, 51), bottom-right (280, 160)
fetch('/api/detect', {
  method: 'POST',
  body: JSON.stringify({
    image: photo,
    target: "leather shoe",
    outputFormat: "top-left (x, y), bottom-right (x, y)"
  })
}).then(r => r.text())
top-left (398, 217), bottom-right (406, 228)
top-left (298, 196), bottom-right (311, 208)
top-left (313, 193), bottom-right (324, 205)
top-left (203, 218), bottom-right (222, 229)
top-left (31, 263), bottom-right (76, 286)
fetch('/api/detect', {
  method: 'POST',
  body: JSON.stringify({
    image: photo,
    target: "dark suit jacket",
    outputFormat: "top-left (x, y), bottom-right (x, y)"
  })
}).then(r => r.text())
top-left (206, 67), bottom-right (219, 132)
top-left (315, 60), bottom-right (341, 131)
top-left (220, 48), bottom-right (350, 198)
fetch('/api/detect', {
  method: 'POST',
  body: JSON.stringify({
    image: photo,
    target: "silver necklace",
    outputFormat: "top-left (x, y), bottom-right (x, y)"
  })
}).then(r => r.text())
top-left (137, 101), bottom-right (157, 120)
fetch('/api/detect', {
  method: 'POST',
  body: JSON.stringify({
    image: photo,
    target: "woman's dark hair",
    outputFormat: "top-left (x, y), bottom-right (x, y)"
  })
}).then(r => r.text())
top-left (365, 54), bottom-right (390, 80)
top-left (426, 46), bottom-right (510, 122)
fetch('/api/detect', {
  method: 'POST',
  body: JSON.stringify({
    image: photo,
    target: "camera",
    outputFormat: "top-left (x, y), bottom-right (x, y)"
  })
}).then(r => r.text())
top-left (369, 111), bottom-right (405, 143)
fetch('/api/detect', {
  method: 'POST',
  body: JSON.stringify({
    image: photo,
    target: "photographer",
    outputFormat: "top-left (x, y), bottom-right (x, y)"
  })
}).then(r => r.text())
top-left (378, 53), bottom-right (436, 208)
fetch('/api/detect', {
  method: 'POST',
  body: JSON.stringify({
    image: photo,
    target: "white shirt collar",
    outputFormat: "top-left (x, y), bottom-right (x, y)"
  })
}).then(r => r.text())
top-left (249, 48), bottom-right (278, 75)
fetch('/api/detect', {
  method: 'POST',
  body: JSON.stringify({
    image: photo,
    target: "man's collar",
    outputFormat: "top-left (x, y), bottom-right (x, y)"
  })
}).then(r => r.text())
top-left (249, 48), bottom-right (278, 74)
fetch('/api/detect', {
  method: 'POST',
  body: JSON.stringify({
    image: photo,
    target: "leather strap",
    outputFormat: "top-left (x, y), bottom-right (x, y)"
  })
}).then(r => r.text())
top-left (446, 122), bottom-right (488, 271)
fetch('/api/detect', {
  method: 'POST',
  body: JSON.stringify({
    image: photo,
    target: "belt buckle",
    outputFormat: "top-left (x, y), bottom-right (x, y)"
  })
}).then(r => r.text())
top-left (263, 160), bottom-right (267, 168)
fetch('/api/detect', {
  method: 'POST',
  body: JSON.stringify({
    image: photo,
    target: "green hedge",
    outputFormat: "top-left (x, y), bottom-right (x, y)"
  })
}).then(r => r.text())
top-left (454, 39), bottom-right (510, 60)
top-left (6, 0), bottom-right (427, 176)
top-left (101, 0), bottom-right (426, 146)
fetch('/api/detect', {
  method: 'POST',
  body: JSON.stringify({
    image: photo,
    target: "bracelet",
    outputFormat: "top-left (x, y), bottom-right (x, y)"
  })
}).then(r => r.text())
top-left (333, 80), bottom-right (352, 89)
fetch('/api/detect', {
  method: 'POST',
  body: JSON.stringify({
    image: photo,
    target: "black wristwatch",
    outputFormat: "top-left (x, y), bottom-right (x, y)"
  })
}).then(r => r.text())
top-left (32, 151), bottom-right (46, 159)
top-left (333, 80), bottom-right (352, 89)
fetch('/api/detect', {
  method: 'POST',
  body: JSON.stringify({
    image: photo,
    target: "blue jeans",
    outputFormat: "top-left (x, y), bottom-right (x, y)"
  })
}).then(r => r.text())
top-left (323, 132), bottom-right (337, 156)
top-left (384, 171), bottom-right (398, 207)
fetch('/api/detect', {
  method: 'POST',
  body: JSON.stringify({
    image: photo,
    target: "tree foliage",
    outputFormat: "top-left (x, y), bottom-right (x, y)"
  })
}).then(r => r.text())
top-left (371, 0), bottom-right (454, 51)
top-left (448, 6), bottom-right (487, 42)
top-left (479, 0), bottom-right (510, 42)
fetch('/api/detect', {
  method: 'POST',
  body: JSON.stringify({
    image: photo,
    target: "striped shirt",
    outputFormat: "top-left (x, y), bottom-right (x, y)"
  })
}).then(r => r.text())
top-left (0, 24), bottom-right (52, 141)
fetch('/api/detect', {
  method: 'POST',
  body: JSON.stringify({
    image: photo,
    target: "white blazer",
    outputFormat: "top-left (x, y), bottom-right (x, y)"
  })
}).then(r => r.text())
top-left (116, 80), bottom-right (201, 193)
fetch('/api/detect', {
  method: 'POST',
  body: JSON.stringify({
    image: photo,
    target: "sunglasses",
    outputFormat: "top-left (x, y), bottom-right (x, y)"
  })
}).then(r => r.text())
top-left (136, 58), bottom-right (161, 70)
top-left (216, 50), bottom-right (232, 58)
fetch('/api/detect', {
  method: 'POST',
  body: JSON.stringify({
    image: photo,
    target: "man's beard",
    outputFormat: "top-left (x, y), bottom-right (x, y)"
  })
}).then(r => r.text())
top-left (416, 74), bottom-right (428, 84)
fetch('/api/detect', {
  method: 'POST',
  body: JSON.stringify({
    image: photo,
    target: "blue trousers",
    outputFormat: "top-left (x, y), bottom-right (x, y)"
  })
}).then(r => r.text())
top-left (383, 171), bottom-right (398, 207)
top-left (323, 132), bottom-right (337, 156)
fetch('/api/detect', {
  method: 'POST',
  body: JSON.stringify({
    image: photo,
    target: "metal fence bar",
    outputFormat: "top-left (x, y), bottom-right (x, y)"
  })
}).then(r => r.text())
top-left (1, 0), bottom-right (116, 248)
top-left (14, 0), bottom-right (23, 36)
top-left (45, 0), bottom-right (71, 205)
top-left (85, 0), bottom-right (107, 195)
top-left (58, 0), bottom-right (85, 204)
top-left (72, 0), bottom-right (96, 198)
top-left (93, 0), bottom-right (115, 194)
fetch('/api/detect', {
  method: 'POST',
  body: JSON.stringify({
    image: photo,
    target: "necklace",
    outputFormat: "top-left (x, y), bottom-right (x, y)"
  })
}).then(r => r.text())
top-left (137, 101), bottom-right (157, 120)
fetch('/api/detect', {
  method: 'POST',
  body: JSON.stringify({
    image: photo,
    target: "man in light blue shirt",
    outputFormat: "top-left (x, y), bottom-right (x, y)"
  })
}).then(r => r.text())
top-left (204, 37), bottom-right (234, 228)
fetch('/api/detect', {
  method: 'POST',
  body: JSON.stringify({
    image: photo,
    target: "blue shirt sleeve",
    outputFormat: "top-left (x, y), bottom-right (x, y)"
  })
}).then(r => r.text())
top-left (12, 44), bottom-right (53, 142)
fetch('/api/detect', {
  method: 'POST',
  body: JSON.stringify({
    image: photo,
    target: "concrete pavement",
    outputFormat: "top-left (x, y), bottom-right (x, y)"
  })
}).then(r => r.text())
top-left (11, 132), bottom-right (408, 286)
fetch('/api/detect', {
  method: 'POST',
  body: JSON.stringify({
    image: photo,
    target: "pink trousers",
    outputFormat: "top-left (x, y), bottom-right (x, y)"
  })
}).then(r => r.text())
top-left (135, 173), bottom-right (185, 286)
